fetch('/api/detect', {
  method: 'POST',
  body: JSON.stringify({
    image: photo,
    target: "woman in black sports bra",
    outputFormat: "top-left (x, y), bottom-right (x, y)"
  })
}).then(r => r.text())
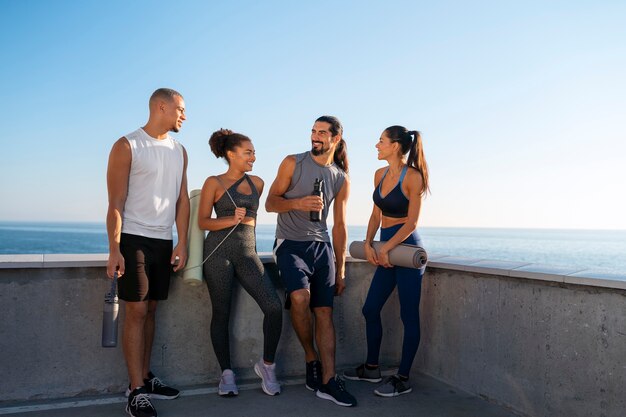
top-left (343, 125), bottom-right (430, 398)
top-left (198, 129), bottom-right (283, 397)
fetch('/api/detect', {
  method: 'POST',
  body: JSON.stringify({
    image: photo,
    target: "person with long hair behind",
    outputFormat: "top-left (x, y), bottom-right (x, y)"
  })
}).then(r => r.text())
top-left (265, 116), bottom-right (356, 407)
top-left (343, 125), bottom-right (430, 398)
top-left (198, 129), bottom-right (283, 397)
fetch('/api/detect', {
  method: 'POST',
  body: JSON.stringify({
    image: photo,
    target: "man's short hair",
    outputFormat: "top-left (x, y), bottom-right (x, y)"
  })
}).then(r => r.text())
top-left (150, 88), bottom-right (183, 105)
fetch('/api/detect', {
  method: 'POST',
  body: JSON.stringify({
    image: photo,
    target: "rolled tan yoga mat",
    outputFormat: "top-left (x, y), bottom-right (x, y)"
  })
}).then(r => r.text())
top-left (349, 240), bottom-right (428, 269)
top-left (182, 189), bottom-right (205, 286)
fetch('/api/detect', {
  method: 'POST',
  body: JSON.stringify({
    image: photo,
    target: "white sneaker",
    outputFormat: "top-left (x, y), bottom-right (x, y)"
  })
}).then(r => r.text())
top-left (218, 369), bottom-right (239, 397)
top-left (254, 359), bottom-right (281, 396)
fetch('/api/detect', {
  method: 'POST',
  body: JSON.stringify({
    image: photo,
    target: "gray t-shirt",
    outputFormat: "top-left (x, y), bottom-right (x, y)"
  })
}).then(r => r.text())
top-left (276, 152), bottom-right (347, 242)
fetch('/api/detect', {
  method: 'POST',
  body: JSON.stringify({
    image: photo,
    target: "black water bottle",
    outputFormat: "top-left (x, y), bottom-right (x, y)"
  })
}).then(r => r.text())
top-left (101, 272), bottom-right (119, 347)
top-left (310, 178), bottom-right (324, 222)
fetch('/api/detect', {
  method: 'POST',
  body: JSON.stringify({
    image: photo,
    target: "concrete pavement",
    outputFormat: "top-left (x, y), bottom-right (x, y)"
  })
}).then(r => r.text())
top-left (0, 371), bottom-right (521, 417)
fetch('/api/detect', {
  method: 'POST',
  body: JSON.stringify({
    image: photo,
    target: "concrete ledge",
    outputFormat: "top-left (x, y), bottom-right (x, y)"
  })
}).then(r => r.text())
top-left (1, 252), bottom-right (626, 290)
top-left (0, 254), bottom-right (44, 269)
top-left (0, 254), bottom-right (107, 269)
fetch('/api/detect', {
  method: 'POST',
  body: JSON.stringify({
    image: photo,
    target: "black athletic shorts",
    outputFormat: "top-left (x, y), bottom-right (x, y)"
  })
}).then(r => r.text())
top-left (118, 233), bottom-right (173, 302)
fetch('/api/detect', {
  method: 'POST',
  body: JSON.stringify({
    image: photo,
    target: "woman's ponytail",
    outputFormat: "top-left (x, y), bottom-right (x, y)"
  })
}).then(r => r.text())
top-left (385, 126), bottom-right (430, 196)
top-left (406, 130), bottom-right (429, 196)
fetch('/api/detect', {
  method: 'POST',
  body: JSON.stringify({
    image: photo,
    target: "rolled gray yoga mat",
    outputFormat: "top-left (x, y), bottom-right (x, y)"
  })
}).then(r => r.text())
top-left (349, 241), bottom-right (428, 269)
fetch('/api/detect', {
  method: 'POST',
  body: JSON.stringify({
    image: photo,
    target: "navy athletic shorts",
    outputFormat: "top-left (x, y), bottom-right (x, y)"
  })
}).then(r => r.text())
top-left (273, 239), bottom-right (336, 309)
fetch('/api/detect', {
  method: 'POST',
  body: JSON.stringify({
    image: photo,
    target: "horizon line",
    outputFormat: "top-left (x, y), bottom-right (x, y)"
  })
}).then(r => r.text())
top-left (0, 220), bottom-right (625, 233)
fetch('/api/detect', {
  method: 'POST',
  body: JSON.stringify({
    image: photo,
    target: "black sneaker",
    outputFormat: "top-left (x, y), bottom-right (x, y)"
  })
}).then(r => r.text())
top-left (126, 386), bottom-right (157, 417)
top-left (145, 372), bottom-right (180, 400)
top-left (316, 376), bottom-right (357, 407)
top-left (305, 360), bottom-right (322, 391)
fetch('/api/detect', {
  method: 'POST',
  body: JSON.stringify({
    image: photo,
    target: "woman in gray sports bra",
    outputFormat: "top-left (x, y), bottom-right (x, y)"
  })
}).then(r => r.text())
top-left (198, 129), bottom-right (283, 397)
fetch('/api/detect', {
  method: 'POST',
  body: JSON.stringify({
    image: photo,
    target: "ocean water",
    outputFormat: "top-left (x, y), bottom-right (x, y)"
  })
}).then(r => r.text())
top-left (1, 222), bottom-right (624, 274)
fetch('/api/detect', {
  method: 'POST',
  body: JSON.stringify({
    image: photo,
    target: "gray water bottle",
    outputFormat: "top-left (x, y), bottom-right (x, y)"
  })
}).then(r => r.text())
top-left (101, 272), bottom-right (119, 347)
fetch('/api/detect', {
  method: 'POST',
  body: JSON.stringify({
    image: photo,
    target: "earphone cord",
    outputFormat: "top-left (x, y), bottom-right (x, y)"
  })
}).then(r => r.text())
top-left (182, 177), bottom-right (247, 271)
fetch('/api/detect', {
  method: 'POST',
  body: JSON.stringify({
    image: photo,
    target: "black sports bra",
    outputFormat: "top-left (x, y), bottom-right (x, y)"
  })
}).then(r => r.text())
top-left (214, 175), bottom-right (259, 219)
top-left (372, 166), bottom-right (409, 218)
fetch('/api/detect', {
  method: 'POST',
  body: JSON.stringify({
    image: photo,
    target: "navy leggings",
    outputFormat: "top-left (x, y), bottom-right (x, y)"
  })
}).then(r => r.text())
top-left (362, 224), bottom-right (425, 377)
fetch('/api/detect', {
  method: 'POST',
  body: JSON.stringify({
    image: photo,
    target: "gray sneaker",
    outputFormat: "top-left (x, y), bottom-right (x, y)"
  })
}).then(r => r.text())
top-left (343, 364), bottom-right (382, 382)
top-left (374, 375), bottom-right (412, 397)
top-left (254, 359), bottom-right (281, 396)
top-left (218, 369), bottom-right (239, 397)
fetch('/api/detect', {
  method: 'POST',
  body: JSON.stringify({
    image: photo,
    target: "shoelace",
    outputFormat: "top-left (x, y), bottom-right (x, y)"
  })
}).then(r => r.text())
top-left (388, 375), bottom-right (405, 390)
top-left (335, 377), bottom-right (347, 391)
top-left (221, 373), bottom-right (236, 385)
top-left (131, 393), bottom-right (154, 409)
top-left (264, 366), bottom-right (279, 384)
top-left (310, 363), bottom-right (319, 381)
top-left (149, 377), bottom-right (164, 389)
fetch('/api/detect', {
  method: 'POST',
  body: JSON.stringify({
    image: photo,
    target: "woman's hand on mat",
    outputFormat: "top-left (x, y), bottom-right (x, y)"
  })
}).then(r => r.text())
top-left (378, 246), bottom-right (393, 268)
top-left (364, 242), bottom-right (379, 266)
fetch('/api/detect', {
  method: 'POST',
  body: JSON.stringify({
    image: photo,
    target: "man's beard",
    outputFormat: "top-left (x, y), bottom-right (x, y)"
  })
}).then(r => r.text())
top-left (311, 143), bottom-right (329, 156)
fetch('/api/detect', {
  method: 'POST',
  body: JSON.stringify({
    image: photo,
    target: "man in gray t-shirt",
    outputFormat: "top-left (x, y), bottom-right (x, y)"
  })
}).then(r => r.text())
top-left (266, 116), bottom-right (356, 407)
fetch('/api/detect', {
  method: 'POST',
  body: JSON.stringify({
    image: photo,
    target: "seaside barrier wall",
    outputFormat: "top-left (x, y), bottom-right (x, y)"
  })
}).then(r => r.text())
top-left (1, 254), bottom-right (625, 417)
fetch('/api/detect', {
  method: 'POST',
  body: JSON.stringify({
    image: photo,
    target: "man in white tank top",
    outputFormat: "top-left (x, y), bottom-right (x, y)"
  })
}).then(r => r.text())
top-left (106, 88), bottom-right (189, 417)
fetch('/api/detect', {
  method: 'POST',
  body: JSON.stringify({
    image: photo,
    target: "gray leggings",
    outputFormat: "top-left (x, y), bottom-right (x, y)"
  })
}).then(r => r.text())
top-left (203, 224), bottom-right (282, 370)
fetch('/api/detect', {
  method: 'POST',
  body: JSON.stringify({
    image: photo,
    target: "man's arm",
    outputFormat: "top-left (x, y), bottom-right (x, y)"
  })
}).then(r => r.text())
top-left (331, 177), bottom-right (350, 296)
top-left (265, 156), bottom-right (324, 213)
top-left (106, 138), bottom-right (131, 278)
top-left (172, 146), bottom-right (190, 272)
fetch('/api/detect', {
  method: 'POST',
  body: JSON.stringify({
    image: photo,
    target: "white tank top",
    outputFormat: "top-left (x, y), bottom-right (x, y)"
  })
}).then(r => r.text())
top-left (121, 128), bottom-right (184, 240)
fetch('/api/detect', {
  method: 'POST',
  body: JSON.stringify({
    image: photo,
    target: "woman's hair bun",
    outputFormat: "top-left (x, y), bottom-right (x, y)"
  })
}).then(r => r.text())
top-left (209, 128), bottom-right (234, 158)
top-left (208, 128), bottom-right (251, 161)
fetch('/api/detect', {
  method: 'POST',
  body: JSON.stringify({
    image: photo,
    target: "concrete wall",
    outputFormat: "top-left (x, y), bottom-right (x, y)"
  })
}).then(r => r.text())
top-left (415, 267), bottom-right (626, 417)
top-left (1, 255), bottom-right (626, 417)
top-left (0, 258), bottom-right (402, 402)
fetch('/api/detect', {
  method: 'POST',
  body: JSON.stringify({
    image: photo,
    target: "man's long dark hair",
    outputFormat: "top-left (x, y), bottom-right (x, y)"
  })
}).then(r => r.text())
top-left (316, 115), bottom-right (348, 173)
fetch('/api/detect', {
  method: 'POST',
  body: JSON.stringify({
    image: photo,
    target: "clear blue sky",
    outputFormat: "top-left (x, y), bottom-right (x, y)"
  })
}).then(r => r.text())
top-left (1, 0), bottom-right (624, 229)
